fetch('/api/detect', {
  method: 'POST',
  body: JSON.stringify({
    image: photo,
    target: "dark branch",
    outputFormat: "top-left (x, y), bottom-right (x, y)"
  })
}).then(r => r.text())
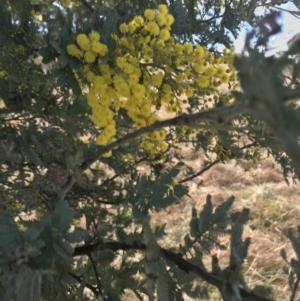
top-left (80, 103), bottom-right (248, 171)
top-left (73, 241), bottom-right (275, 301)
top-left (88, 254), bottom-right (102, 296)
top-left (68, 271), bottom-right (98, 298)
top-left (179, 160), bottom-right (220, 184)
top-left (80, 0), bottom-right (94, 13)
top-left (179, 141), bottom-right (258, 184)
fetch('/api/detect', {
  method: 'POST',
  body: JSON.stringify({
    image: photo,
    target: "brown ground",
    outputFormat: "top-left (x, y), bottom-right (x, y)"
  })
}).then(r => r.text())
top-left (118, 140), bottom-right (300, 301)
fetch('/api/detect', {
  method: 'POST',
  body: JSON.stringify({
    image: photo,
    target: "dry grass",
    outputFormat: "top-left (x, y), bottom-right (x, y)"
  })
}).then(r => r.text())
top-left (142, 146), bottom-right (300, 301)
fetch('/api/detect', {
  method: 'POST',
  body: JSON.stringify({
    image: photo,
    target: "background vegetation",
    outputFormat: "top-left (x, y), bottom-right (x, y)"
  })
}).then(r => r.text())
top-left (1, 0), bottom-right (300, 300)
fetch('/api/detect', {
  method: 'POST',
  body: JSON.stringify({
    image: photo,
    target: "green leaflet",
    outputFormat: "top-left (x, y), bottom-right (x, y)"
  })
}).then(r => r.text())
top-left (53, 200), bottom-right (74, 235)
top-left (0, 212), bottom-right (23, 255)
top-left (213, 195), bottom-right (234, 225)
top-left (198, 195), bottom-right (213, 235)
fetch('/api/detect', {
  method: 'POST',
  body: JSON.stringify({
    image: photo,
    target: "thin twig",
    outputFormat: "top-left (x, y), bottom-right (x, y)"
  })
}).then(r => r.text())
top-left (179, 160), bottom-right (220, 184)
top-left (80, 0), bottom-right (94, 13)
top-left (179, 141), bottom-right (257, 184)
top-left (68, 271), bottom-right (98, 298)
top-left (55, 174), bottom-right (76, 203)
top-left (88, 254), bottom-right (102, 296)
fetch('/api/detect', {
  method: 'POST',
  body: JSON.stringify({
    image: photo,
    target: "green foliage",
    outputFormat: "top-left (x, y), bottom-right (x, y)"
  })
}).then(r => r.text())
top-left (1, 0), bottom-right (300, 301)
top-left (187, 195), bottom-right (232, 255)
top-left (129, 163), bottom-right (189, 220)
top-left (0, 201), bottom-right (89, 301)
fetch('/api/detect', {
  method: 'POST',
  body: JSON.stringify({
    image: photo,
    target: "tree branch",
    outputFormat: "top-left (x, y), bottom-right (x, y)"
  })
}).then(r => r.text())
top-left (179, 160), bottom-right (220, 184)
top-left (179, 141), bottom-right (258, 184)
top-left (80, 0), bottom-right (94, 13)
top-left (57, 86), bottom-right (300, 203)
top-left (88, 254), bottom-right (102, 296)
top-left (68, 271), bottom-right (99, 298)
top-left (73, 241), bottom-right (275, 301)
top-left (80, 103), bottom-right (248, 171)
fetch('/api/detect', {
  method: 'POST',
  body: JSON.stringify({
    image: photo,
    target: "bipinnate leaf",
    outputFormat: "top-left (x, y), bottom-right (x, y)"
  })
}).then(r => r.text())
top-left (0, 212), bottom-right (23, 254)
top-left (287, 228), bottom-right (300, 262)
top-left (280, 248), bottom-right (287, 262)
top-left (213, 195), bottom-right (235, 224)
top-left (53, 200), bottom-right (74, 235)
top-left (24, 224), bottom-right (43, 242)
top-left (189, 208), bottom-right (199, 238)
top-left (198, 195), bottom-right (213, 235)
top-left (65, 227), bottom-right (89, 243)
top-left (53, 240), bottom-right (73, 265)
top-left (58, 53), bottom-right (69, 68)
top-left (184, 234), bottom-right (193, 250)
top-left (290, 258), bottom-right (300, 275)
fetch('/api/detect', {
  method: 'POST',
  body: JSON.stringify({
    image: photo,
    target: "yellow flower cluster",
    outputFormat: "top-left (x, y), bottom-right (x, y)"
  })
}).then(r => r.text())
top-left (60, 0), bottom-right (79, 8)
top-left (66, 5), bottom-right (237, 158)
top-left (66, 31), bottom-right (108, 63)
top-left (213, 144), bottom-right (231, 161)
top-left (0, 70), bottom-right (6, 79)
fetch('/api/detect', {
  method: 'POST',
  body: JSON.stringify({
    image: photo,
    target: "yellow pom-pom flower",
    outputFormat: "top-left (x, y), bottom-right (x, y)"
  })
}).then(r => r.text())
top-left (134, 16), bottom-right (144, 25)
top-left (0, 70), bottom-right (6, 78)
top-left (151, 72), bottom-right (164, 87)
top-left (142, 45), bottom-right (154, 59)
top-left (204, 66), bottom-right (217, 77)
top-left (116, 82), bottom-right (131, 98)
top-left (193, 62), bottom-right (205, 72)
top-left (144, 9), bottom-right (155, 21)
top-left (158, 140), bottom-right (168, 151)
top-left (166, 14), bottom-right (175, 26)
top-left (98, 44), bottom-right (108, 56)
top-left (131, 83), bottom-right (145, 98)
top-left (156, 14), bottom-right (167, 26)
top-left (221, 74), bottom-right (229, 83)
top-left (128, 21), bottom-right (139, 33)
top-left (66, 44), bottom-right (83, 58)
top-left (84, 51), bottom-right (97, 63)
top-left (155, 39), bottom-right (165, 48)
top-left (96, 133), bottom-right (110, 146)
top-left (196, 76), bottom-right (210, 88)
top-left (159, 28), bottom-right (170, 41)
top-left (91, 41), bottom-right (103, 54)
top-left (128, 74), bottom-right (139, 86)
top-left (194, 45), bottom-right (205, 59)
top-left (186, 86), bottom-right (194, 97)
top-left (76, 33), bottom-right (90, 51)
top-left (103, 151), bottom-right (112, 158)
top-left (121, 63), bottom-right (132, 74)
top-left (99, 64), bottom-right (110, 75)
top-left (60, 0), bottom-right (71, 8)
top-left (146, 21), bottom-right (160, 36)
top-left (215, 66), bottom-right (226, 77)
top-left (183, 43), bottom-right (193, 54)
top-left (89, 31), bottom-right (100, 41)
top-left (119, 23), bottom-right (128, 33)
top-left (158, 4), bottom-right (169, 16)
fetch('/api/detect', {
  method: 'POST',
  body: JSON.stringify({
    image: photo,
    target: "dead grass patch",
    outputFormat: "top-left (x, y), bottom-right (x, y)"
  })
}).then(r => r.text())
top-left (147, 151), bottom-right (300, 300)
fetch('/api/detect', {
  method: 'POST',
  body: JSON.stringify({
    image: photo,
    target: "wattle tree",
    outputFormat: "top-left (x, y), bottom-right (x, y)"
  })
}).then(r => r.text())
top-left (1, 1), bottom-right (300, 300)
